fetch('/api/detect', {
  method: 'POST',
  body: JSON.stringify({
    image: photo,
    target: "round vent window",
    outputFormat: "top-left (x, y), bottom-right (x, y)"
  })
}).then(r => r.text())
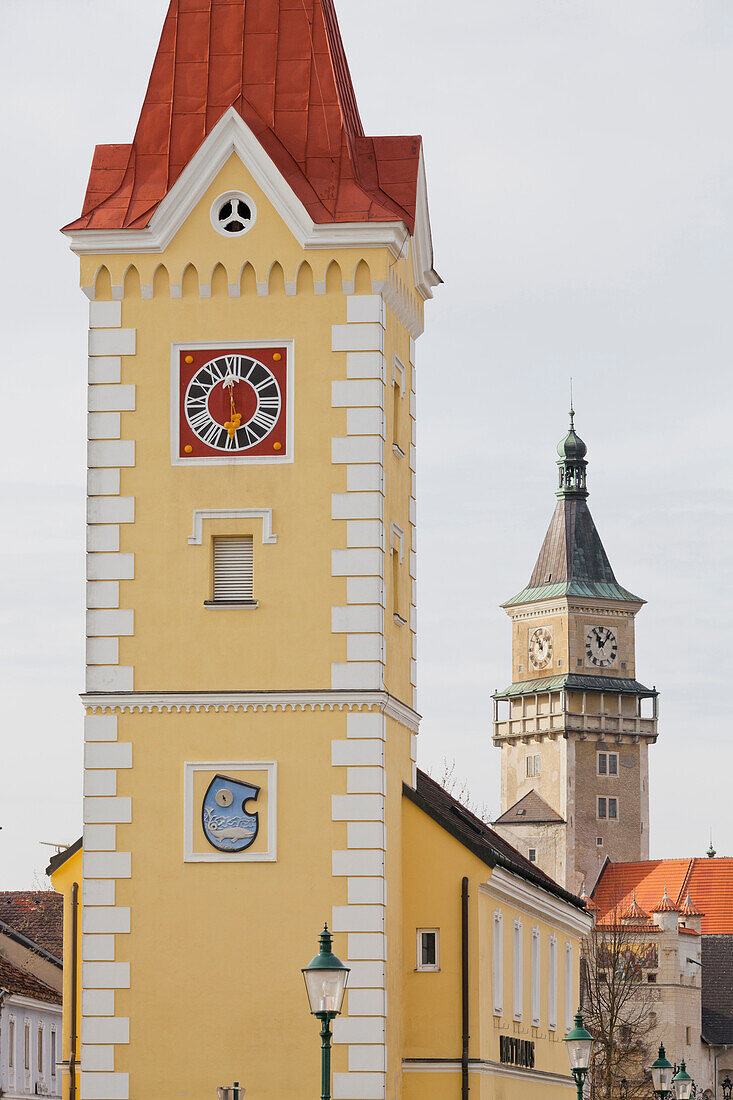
top-left (210, 191), bottom-right (257, 237)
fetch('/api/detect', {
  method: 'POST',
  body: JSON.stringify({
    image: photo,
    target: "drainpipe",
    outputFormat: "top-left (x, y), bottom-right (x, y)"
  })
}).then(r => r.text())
top-left (68, 883), bottom-right (79, 1100)
top-left (461, 877), bottom-right (469, 1100)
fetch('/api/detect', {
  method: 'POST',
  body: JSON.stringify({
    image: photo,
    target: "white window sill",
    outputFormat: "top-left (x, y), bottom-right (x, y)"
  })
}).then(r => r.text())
top-left (415, 966), bottom-right (441, 973)
top-left (204, 600), bottom-right (259, 609)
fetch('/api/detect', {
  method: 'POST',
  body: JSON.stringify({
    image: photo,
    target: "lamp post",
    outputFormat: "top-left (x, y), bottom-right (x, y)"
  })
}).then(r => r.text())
top-left (564, 1011), bottom-right (593, 1100)
top-left (302, 925), bottom-right (350, 1100)
top-left (651, 1045), bottom-right (674, 1099)
top-left (722, 1075), bottom-right (733, 1100)
top-left (672, 1062), bottom-right (693, 1100)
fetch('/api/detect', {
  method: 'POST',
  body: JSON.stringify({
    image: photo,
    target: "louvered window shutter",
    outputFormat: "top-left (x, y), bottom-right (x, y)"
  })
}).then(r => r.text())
top-left (212, 536), bottom-right (254, 601)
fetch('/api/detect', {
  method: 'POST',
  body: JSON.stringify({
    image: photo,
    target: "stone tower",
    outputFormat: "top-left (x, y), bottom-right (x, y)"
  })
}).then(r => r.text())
top-left (492, 413), bottom-right (658, 894)
top-left (63, 2), bottom-right (437, 1098)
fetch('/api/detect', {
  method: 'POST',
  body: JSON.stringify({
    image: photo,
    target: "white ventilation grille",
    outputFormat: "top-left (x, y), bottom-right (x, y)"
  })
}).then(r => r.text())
top-left (212, 536), bottom-right (254, 601)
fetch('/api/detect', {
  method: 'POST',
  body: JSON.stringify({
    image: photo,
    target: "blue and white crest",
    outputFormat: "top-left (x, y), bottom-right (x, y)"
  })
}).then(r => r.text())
top-left (202, 774), bottom-right (260, 853)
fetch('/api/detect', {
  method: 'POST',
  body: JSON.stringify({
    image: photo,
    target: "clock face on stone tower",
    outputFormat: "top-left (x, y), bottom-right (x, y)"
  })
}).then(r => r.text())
top-left (176, 346), bottom-right (289, 460)
top-left (529, 627), bottom-right (553, 671)
top-left (585, 625), bottom-right (618, 668)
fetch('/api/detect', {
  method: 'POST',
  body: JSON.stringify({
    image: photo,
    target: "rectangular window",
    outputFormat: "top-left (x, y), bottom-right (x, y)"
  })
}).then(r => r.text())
top-left (686, 1026), bottom-right (691, 1045)
top-left (37, 1027), bottom-right (43, 1074)
top-left (24, 1024), bottom-right (30, 1072)
top-left (528, 848), bottom-right (537, 863)
top-left (531, 927), bottom-right (541, 1026)
top-left (8, 1019), bottom-right (14, 1069)
top-left (493, 911), bottom-right (504, 1015)
top-left (596, 836), bottom-right (603, 846)
top-left (598, 797), bottom-right (607, 819)
top-left (548, 936), bottom-right (558, 1031)
top-left (391, 525), bottom-right (406, 624)
top-left (608, 798), bottom-right (618, 819)
top-left (50, 1033), bottom-right (56, 1077)
top-left (513, 920), bottom-right (523, 1021)
top-left (416, 929), bottom-right (440, 971)
top-left (565, 943), bottom-right (573, 1031)
top-left (526, 754), bottom-right (541, 777)
top-left (597, 752), bottom-right (618, 776)
top-left (392, 356), bottom-right (406, 453)
top-left (210, 536), bottom-right (254, 604)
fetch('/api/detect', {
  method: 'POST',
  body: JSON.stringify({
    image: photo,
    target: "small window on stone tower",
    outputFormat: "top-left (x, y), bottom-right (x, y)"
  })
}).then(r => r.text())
top-left (528, 848), bottom-right (537, 862)
top-left (208, 536), bottom-right (256, 606)
top-left (597, 797), bottom-right (607, 819)
top-left (608, 797), bottom-right (618, 819)
top-left (596, 837), bottom-right (603, 846)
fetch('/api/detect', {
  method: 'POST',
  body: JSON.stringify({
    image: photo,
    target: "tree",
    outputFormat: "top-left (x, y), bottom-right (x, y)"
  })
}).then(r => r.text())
top-left (430, 757), bottom-right (492, 824)
top-left (581, 906), bottom-right (659, 1099)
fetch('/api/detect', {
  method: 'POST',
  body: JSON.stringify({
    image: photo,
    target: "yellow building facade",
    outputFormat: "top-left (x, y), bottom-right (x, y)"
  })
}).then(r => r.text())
top-left (51, 2), bottom-right (591, 1097)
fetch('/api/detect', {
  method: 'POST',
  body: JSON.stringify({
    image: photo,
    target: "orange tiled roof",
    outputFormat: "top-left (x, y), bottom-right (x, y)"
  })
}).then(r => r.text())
top-left (593, 858), bottom-right (733, 934)
top-left (652, 886), bottom-right (680, 913)
top-left (65, 0), bottom-right (421, 233)
top-left (0, 892), bottom-right (63, 960)
top-left (623, 891), bottom-right (649, 921)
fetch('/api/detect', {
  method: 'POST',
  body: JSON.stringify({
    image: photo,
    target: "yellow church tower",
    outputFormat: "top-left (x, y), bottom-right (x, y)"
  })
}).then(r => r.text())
top-left (492, 413), bottom-right (659, 895)
top-left (63, 3), bottom-right (438, 1098)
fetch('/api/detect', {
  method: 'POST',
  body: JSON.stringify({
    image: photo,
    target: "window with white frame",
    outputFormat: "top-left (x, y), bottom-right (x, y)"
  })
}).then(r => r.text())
top-left (565, 942), bottom-right (573, 1031)
top-left (50, 1031), bottom-right (56, 1078)
top-left (209, 536), bottom-right (255, 604)
top-left (597, 796), bottom-right (618, 820)
top-left (391, 523), bottom-right (406, 624)
top-left (528, 848), bottom-right (537, 863)
top-left (548, 935), bottom-right (558, 1031)
top-left (392, 356), bottom-right (406, 454)
top-left (8, 1017), bottom-right (14, 1069)
top-left (513, 919), bottom-right (523, 1021)
top-left (37, 1026), bottom-right (43, 1074)
top-left (24, 1023), bottom-right (30, 1072)
top-left (493, 911), bottom-right (504, 1015)
top-left (416, 928), bottom-right (440, 971)
top-left (526, 754), bottom-right (541, 777)
top-left (597, 751), bottom-right (618, 776)
top-left (531, 927), bottom-right (541, 1026)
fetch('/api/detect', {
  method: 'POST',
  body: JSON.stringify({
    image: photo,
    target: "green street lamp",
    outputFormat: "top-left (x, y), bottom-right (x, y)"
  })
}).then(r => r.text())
top-left (672, 1060), bottom-right (693, 1100)
top-left (651, 1044), bottom-right (674, 1098)
top-left (302, 925), bottom-right (350, 1100)
top-left (564, 1011), bottom-right (594, 1100)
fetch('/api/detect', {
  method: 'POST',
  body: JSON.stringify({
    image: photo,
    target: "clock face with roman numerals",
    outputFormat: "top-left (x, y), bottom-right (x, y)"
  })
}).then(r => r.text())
top-left (178, 347), bottom-right (288, 459)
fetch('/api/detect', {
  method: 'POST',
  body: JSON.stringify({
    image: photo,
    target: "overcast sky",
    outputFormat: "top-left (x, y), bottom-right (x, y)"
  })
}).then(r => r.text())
top-left (1, 1), bottom-right (731, 887)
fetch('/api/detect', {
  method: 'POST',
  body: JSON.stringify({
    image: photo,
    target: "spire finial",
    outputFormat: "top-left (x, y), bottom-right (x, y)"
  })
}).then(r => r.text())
top-left (556, 392), bottom-right (587, 498)
top-left (569, 377), bottom-right (575, 430)
top-left (707, 829), bottom-right (716, 858)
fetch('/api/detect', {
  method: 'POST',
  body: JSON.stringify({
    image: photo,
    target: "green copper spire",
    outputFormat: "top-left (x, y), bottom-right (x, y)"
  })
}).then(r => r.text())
top-left (557, 405), bottom-right (588, 499)
top-left (502, 410), bottom-right (644, 608)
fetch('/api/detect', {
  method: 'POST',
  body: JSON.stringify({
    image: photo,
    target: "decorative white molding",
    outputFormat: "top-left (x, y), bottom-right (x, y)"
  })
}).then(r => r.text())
top-left (188, 508), bottom-right (277, 546)
top-left (402, 1062), bottom-right (575, 1088)
top-left (480, 867), bottom-right (592, 940)
top-left (63, 109), bottom-right (439, 300)
top-left (80, 690), bottom-right (420, 730)
top-left (183, 761), bottom-right (277, 863)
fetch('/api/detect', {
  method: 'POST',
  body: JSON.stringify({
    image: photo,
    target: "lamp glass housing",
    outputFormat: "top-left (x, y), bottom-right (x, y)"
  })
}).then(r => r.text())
top-left (672, 1062), bottom-right (693, 1100)
top-left (303, 966), bottom-right (348, 1016)
top-left (650, 1045), bottom-right (673, 1094)
top-left (564, 1012), bottom-right (593, 1071)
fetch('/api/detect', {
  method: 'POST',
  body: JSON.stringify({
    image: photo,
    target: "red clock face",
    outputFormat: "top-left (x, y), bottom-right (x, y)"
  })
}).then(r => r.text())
top-left (178, 347), bottom-right (287, 458)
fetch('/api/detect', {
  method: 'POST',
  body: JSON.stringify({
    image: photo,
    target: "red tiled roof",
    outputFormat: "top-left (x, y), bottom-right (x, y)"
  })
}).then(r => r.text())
top-left (0, 892), bottom-right (64, 960)
top-left (623, 891), bottom-right (649, 921)
top-left (593, 858), bottom-right (733, 935)
top-left (0, 958), bottom-right (61, 1005)
top-left (681, 891), bottom-right (704, 917)
top-left (652, 886), bottom-right (680, 913)
top-left (65, 0), bottom-right (421, 233)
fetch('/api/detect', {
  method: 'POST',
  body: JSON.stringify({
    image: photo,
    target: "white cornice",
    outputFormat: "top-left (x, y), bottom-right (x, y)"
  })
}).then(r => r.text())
top-left (3, 993), bottom-right (61, 1013)
top-left (481, 866), bottom-right (592, 940)
top-left (80, 689), bottom-right (420, 731)
top-left (63, 108), bottom-right (439, 299)
top-left (402, 1060), bottom-right (575, 1087)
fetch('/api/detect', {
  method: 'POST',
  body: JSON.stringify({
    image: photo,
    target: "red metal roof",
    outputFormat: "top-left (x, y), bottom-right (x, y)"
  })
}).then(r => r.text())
top-left (66, 0), bottom-right (421, 233)
top-left (593, 858), bottom-right (733, 935)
